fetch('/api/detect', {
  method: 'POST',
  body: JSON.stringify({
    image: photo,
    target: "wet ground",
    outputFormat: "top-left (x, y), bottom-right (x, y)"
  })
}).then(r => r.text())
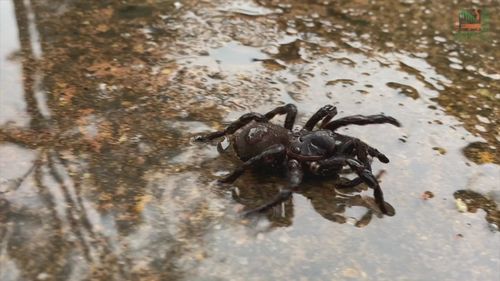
top-left (0, 0), bottom-right (499, 280)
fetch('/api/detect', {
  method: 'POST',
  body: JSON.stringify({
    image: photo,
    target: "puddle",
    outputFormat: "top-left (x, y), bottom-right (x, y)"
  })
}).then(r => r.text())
top-left (219, 0), bottom-right (277, 16)
top-left (209, 42), bottom-right (268, 70)
top-left (0, 0), bottom-right (498, 280)
top-left (0, 0), bottom-right (28, 127)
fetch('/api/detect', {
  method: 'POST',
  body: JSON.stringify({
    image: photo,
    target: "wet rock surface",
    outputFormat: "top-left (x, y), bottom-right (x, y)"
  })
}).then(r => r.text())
top-left (0, 0), bottom-right (499, 280)
top-left (454, 189), bottom-right (500, 230)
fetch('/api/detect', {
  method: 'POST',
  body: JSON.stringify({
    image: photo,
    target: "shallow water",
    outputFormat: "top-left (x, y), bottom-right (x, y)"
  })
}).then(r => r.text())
top-left (0, 0), bottom-right (499, 280)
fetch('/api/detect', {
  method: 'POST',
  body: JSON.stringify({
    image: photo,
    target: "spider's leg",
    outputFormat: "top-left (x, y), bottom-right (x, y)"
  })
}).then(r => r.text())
top-left (303, 105), bottom-right (338, 131)
top-left (336, 133), bottom-right (390, 164)
top-left (264, 103), bottom-right (297, 130)
top-left (195, 104), bottom-right (297, 142)
top-left (310, 156), bottom-right (363, 189)
top-left (242, 159), bottom-right (303, 216)
top-left (219, 144), bottom-right (285, 183)
top-left (345, 158), bottom-right (388, 214)
top-left (365, 146), bottom-right (390, 163)
top-left (322, 114), bottom-right (401, 131)
top-left (336, 169), bottom-right (386, 189)
top-left (194, 112), bottom-right (268, 142)
top-left (316, 156), bottom-right (389, 214)
top-left (336, 177), bottom-right (364, 189)
top-left (332, 136), bottom-right (372, 170)
top-left (353, 137), bottom-right (390, 164)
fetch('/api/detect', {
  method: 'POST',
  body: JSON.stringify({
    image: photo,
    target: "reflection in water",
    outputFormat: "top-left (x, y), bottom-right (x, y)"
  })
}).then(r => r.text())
top-left (0, 1), bottom-right (193, 280)
top-left (22, 0), bottom-right (42, 60)
top-left (0, 0), bottom-right (499, 280)
top-left (233, 176), bottom-right (395, 229)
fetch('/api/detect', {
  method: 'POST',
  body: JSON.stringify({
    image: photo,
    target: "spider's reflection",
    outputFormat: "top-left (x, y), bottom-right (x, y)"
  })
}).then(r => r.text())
top-left (231, 175), bottom-right (395, 228)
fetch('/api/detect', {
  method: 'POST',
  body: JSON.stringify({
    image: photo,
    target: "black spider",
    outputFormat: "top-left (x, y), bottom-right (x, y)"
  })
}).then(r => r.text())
top-left (195, 104), bottom-right (401, 216)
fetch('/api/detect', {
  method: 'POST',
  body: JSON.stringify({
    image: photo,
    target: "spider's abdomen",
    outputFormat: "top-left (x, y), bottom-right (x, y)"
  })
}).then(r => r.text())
top-left (233, 121), bottom-right (290, 161)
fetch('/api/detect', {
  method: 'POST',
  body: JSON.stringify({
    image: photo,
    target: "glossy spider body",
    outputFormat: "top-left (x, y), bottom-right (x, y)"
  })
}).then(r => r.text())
top-left (195, 104), bottom-right (401, 216)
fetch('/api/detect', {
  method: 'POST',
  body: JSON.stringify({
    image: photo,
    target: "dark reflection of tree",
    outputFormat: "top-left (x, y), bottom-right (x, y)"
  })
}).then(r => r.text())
top-left (11, 0), bottom-right (47, 130)
top-left (0, 0), bottom-right (199, 280)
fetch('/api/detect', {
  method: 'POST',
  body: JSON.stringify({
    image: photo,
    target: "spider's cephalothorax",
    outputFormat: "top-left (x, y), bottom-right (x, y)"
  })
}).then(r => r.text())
top-left (195, 104), bottom-right (401, 216)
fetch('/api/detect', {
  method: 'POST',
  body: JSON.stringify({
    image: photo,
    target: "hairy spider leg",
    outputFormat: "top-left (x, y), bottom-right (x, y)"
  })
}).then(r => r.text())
top-left (219, 144), bottom-right (286, 183)
top-left (336, 137), bottom-right (371, 170)
top-left (264, 103), bottom-right (297, 130)
top-left (322, 114), bottom-right (401, 131)
top-left (303, 105), bottom-right (338, 131)
top-left (336, 177), bottom-right (364, 189)
top-left (194, 104), bottom-right (297, 142)
top-left (316, 156), bottom-right (389, 214)
top-left (194, 112), bottom-right (267, 142)
top-left (335, 138), bottom-right (389, 188)
top-left (343, 136), bottom-right (390, 164)
top-left (345, 158), bottom-right (389, 214)
top-left (331, 137), bottom-right (369, 189)
top-left (242, 159), bottom-right (303, 216)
